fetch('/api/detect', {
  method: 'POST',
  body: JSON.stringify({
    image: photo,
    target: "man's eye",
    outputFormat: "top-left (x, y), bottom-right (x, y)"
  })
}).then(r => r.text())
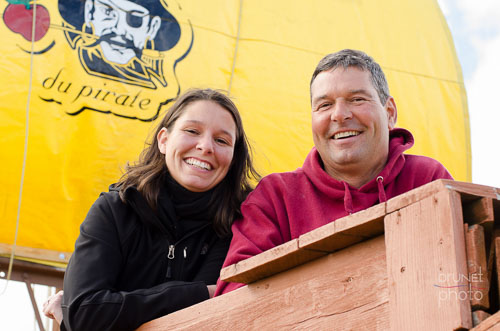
top-left (318, 103), bottom-right (331, 110)
top-left (351, 97), bottom-right (365, 102)
top-left (99, 6), bottom-right (114, 16)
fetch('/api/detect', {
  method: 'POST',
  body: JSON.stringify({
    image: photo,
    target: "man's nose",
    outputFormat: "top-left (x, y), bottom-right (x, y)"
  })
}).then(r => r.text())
top-left (110, 10), bottom-right (128, 35)
top-left (196, 135), bottom-right (214, 154)
top-left (330, 100), bottom-right (353, 122)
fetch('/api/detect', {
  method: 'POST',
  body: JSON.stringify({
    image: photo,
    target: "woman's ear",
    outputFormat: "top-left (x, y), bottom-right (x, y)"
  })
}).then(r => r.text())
top-left (157, 127), bottom-right (168, 154)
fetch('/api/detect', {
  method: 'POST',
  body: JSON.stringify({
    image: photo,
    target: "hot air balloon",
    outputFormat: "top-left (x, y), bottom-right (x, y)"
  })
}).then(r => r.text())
top-left (0, 0), bottom-right (468, 294)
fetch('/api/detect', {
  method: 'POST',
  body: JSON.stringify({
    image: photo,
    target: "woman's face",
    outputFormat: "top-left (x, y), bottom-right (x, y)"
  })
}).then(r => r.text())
top-left (157, 100), bottom-right (237, 192)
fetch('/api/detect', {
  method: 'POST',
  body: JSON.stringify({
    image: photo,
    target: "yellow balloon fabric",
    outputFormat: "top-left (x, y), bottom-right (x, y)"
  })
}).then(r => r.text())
top-left (0, 0), bottom-right (470, 256)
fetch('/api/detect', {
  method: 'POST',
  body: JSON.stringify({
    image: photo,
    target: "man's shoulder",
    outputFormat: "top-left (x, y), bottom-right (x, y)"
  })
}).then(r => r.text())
top-left (258, 167), bottom-right (307, 186)
top-left (244, 168), bottom-right (307, 201)
top-left (404, 153), bottom-right (447, 170)
top-left (400, 153), bottom-right (453, 180)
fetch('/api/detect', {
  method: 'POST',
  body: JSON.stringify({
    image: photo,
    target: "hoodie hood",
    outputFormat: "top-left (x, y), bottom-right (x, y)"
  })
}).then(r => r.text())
top-left (302, 128), bottom-right (414, 213)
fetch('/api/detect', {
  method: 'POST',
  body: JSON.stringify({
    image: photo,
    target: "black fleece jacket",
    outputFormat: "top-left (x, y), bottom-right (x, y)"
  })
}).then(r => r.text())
top-left (61, 185), bottom-right (230, 331)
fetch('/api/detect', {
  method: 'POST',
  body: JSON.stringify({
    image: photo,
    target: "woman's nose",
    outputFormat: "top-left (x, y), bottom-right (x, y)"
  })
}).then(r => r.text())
top-left (196, 136), bottom-right (214, 154)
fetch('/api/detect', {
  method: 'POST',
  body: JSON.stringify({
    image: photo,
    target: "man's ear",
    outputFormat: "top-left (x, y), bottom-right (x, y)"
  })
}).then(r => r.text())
top-left (84, 0), bottom-right (93, 26)
top-left (157, 127), bottom-right (168, 154)
top-left (385, 96), bottom-right (397, 130)
top-left (147, 16), bottom-right (162, 41)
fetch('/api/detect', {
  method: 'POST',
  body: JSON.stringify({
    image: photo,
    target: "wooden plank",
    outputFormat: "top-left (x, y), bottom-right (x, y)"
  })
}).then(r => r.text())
top-left (0, 244), bottom-right (71, 264)
top-left (464, 224), bottom-right (490, 310)
top-left (494, 199), bottom-right (500, 223)
top-left (444, 181), bottom-right (500, 202)
top-left (463, 198), bottom-right (495, 226)
top-left (486, 229), bottom-right (500, 296)
top-left (495, 237), bottom-right (500, 306)
top-left (221, 203), bottom-right (385, 284)
top-left (385, 190), bottom-right (472, 330)
top-left (386, 179), bottom-right (447, 213)
top-left (221, 182), bottom-right (500, 286)
top-left (298, 203), bottom-right (385, 253)
top-left (220, 239), bottom-right (325, 284)
top-left (387, 180), bottom-right (499, 215)
top-left (139, 236), bottom-right (390, 331)
top-left (473, 311), bottom-right (492, 327)
top-left (471, 311), bottom-right (500, 331)
top-left (0, 257), bottom-right (64, 287)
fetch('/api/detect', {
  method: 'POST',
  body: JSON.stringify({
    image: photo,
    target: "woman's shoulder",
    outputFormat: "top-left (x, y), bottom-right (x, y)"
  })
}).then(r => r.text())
top-left (82, 188), bottom-right (140, 243)
top-left (89, 188), bottom-right (128, 218)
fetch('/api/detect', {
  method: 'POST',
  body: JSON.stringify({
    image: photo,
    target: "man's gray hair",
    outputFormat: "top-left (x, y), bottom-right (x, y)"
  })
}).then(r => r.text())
top-left (310, 49), bottom-right (390, 105)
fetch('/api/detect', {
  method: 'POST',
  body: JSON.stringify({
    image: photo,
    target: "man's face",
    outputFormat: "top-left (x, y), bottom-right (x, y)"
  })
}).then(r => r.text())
top-left (310, 67), bottom-right (397, 185)
top-left (85, 0), bottom-right (161, 64)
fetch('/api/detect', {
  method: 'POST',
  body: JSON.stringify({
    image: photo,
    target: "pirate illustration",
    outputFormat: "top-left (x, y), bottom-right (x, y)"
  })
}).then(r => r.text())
top-left (58, 0), bottom-right (187, 89)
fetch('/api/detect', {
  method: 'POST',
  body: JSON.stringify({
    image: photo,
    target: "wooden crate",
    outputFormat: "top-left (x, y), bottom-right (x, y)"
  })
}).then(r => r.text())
top-left (139, 180), bottom-right (500, 330)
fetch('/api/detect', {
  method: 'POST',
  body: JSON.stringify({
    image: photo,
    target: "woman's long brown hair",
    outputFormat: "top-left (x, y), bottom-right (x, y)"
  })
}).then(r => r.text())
top-left (117, 88), bottom-right (260, 237)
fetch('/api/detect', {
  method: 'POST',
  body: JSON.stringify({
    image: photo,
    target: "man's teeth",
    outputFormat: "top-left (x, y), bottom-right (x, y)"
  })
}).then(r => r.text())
top-left (333, 131), bottom-right (360, 139)
top-left (185, 158), bottom-right (211, 170)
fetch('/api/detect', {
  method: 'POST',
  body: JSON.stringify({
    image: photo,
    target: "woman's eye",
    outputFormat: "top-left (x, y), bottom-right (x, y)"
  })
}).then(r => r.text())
top-left (184, 129), bottom-right (199, 134)
top-left (216, 138), bottom-right (229, 145)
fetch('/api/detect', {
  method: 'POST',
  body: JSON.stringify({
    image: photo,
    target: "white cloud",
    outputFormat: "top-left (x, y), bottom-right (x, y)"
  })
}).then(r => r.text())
top-left (438, 0), bottom-right (500, 188)
top-left (458, 0), bottom-right (500, 33)
top-left (467, 34), bottom-right (500, 187)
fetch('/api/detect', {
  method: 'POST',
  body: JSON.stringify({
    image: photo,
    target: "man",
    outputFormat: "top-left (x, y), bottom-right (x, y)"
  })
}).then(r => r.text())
top-left (58, 0), bottom-right (182, 87)
top-left (215, 49), bottom-right (453, 295)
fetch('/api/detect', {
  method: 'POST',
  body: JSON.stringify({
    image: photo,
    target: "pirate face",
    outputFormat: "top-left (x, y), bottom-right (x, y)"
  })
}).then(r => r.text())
top-left (84, 0), bottom-right (161, 64)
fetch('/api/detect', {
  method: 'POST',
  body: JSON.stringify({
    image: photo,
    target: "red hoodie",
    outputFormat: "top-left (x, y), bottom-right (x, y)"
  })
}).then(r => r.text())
top-left (215, 128), bottom-right (453, 295)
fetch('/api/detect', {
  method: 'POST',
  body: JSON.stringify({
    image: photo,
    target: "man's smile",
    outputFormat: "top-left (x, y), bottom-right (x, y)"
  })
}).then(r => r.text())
top-left (332, 130), bottom-right (361, 140)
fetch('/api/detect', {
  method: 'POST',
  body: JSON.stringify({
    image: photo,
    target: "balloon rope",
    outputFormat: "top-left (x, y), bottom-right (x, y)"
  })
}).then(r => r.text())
top-left (228, 0), bottom-right (243, 96)
top-left (1, 0), bottom-right (36, 295)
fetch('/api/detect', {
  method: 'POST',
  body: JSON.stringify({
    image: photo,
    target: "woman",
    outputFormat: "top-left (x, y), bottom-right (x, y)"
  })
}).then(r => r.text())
top-left (43, 88), bottom-right (259, 330)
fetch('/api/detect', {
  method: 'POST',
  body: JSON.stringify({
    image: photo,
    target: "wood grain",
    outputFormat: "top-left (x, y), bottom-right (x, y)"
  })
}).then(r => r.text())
top-left (221, 203), bottom-right (385, 284)
top-left (387, 180), bottom-right (499, 214)
top-left (298, 203), bottom-right (385, 253)
top-left (386, 179), bottom-right (446, 213)
top-left (0, 244), bottom-right (71, 264)
top-left (473, 310), bottom-right (492, 327)
top-left (471, 311), bottom-right (500, 331)
top-left (464, 224), bottom-right (490, 310)
top-left (0, 256), bottom-right (64, 287)
top-left (463, 198), bottom-right (495, 226)
top-left (139, 236), bottom-right (389, 331)
top-left (220, 239), bottom-right (325, 284)
top-left (385, 190), bottom-right (472, 330)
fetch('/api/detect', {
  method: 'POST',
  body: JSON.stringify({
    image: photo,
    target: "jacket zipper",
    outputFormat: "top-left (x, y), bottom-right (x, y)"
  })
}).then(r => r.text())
top-left (166, 245), bottom-right (175, 278)
top-left (165, 223), bottom-right (211, 279)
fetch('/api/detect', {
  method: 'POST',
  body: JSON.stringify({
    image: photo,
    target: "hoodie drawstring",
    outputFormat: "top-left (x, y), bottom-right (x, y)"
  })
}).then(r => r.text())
top-left (342, 181), bottom-right (354, 214)
top-left (343, 177), bottom-right (386, 214)
top-left (376, 176), bottom-right (387, 203)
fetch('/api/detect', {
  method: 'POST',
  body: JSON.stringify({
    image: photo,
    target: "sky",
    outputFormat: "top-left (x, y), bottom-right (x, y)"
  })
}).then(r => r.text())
top-left (438, 0), bottom-right (500, 188)
top-left (2, 1), bottom-right (500, 329)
